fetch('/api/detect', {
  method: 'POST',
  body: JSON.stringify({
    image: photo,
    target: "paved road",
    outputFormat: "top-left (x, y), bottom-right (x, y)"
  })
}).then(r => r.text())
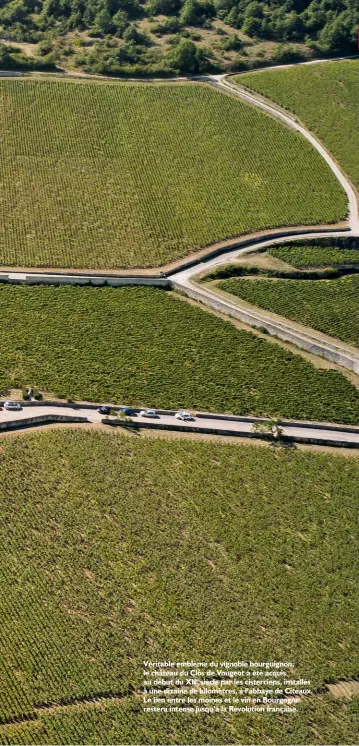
top-left (170, 230), bottom-right (359, 375)
top-left (2, 402), bottom-right (359, 447)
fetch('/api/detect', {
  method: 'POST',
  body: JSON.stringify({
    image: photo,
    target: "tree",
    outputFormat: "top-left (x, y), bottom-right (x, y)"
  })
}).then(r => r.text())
top-left (93, 8), bottom-right (114, 35)
top-left (243, 1), bottom-right (264, 19)
top-left (252, 419), bottom-right (284, 441)
top-left (0, 0), bottom-right (28, 26)
top-left (241, 14), bottom-right (262, 35)
top-left (148, 0), bottom-right (181, 15)
top-left (123, 22), bottom-right (148, 43)
top-left (179, 0), bottom-right (215, 26)
top-left (222, 32), bottom-right (242, 50)
top-left (180, 0), bottom-right (199, 25)
top-left (318, 15), bottom-right (352, 50)
top-left (112, 9), bottom-right (129, 36)
top-left (167, 38), bottom-right (202, 72)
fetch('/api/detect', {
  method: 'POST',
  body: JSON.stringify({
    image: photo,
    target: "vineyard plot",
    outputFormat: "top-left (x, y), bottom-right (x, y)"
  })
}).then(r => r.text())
top-left (0, 429), bottom-right (357, 744)
top-left (218, 273), bottom-right (359, 349)
top-left (0, 80), bottom-right (347, 269)
top-left (237, 59), bottom-right (359, 192)
top-left (268, 243), bottom-right (359, 268)
top-left (0, 285), bottom-right (358, 422)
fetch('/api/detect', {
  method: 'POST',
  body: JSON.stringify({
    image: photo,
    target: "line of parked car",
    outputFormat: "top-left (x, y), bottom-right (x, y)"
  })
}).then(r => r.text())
top-left (98, 406), bottom-right (195, 421)
top-left (0, 401), bottom-right (195, 422)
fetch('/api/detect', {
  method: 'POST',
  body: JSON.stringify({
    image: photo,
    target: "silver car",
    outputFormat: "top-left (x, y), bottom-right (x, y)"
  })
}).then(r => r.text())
top-left (175, 411), bottom-right (194, 421)
top-left (139, 409), bottom-right (157, 418)
top-left (4, 401), bottom-right (22, 411)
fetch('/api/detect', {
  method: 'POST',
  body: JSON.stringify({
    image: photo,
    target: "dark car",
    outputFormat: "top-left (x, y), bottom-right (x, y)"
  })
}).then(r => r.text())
top-left (98, 406), bottom-right (111, 415)
top-left (118, 407), bottom-right (136, 416)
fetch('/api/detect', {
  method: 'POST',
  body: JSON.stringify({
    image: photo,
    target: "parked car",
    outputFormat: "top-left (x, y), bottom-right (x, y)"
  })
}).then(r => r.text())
top-left (175, 411), bottom-right (194, 421)
top-left (4, 401), bottom-right (22, 411)
top-left (139, 409), bottom-right (158, 418)
top-left (118, 407), bottom-right (136, 416)
top-left (98, 406), bottom-right (111, 415)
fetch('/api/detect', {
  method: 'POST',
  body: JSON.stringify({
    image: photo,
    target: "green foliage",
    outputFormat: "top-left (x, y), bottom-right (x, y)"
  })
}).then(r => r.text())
top-left (221, 32), bottom-right (242, 50)
top-left (151, 16), bottom-right (180, 35)
top-left (122, 23), bottom-right (149, 44)
top-left (167, 37), bottom-right (206, 72)
top-left (219, 273), bottom-right (359, 349)
top-left (179, 0), bottom-right (215, 26)
top-left (0, 0), bottom-right (358, 76)
top-left (204, 262), bottom-right (357, 281)
top-left (0, 80), bottom-right (347, 270)
top-left (148, 0), bottom-right (181, 16)
top-left (238, 59), bottom-right (359, 192)
top-left (269, 244), bottom-right (359, 268)
top-left (0, 285), bottom-right (358, 422)
top-left (271, 42), bottom-right (302, 64)
top-left (0, 428), bottom-right (357, 742)
top-left (0, 41), bottom-right (56, 70)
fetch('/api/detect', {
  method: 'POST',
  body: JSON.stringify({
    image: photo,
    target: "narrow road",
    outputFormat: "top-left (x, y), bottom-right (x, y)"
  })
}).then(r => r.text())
top-left (170, 230), bottom-right (359, 375)
top-left (2, 402), bottom-right (359, 447)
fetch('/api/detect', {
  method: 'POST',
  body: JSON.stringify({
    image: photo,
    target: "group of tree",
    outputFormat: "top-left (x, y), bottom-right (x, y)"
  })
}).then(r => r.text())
top-left (0, 40), bottom-right (56, 69)
top-left (218, 0), bottom-right (359, 52)
top-left (0, 0), bottom-right (357, 53)
top-left (0, 0), bottom-right (358, 76)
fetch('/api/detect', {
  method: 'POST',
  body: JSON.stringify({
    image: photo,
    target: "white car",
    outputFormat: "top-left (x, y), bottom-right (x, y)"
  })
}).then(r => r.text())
top-left (139, 409), bottom-right (157, 418)
top-left (175, 411), bottom-right (194, 421)
top-left (4, 401), bottom-right (22, 411)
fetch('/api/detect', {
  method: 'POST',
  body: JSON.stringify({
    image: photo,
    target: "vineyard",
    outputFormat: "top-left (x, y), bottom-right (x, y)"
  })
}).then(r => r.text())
top-left (268, 243), bottom-right (359, 268)
top-left (1, 693), bottom-right (359, 745)
top-left (219, 273), bottom-right (359, 349)
top-left (0, 285), bottom-right (359, 421)
top-left (236, 59), bottom-right (359, 191)
top-left (0, 428), bottom-right (357, 744)
top-left (0, 79), bottom-right (348, 270)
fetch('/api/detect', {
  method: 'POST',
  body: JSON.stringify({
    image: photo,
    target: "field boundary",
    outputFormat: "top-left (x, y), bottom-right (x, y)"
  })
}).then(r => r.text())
top-left (0, 226), bottom-right (348, 281)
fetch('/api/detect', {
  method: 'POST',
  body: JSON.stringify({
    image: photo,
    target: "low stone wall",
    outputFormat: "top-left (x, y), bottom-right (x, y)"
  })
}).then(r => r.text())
top-left (172, 280), bottom-right (359, 375)
top-left (165, 226), bottom-right (349, 277)
top-left (195, 412), bottom-right (359, 434)
top-left (0, 415), bottom-right (89, 431)
top-left (0, 275), bottom-right (170, 288)
top-left (103, 419), bottom-right (359, 448)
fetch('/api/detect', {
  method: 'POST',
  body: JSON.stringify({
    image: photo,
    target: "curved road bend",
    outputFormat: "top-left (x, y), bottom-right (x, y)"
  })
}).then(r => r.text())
top-left (1, 403), bottom-right (359, 447)
top-left (169, 231), bottom-right (359, 376)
